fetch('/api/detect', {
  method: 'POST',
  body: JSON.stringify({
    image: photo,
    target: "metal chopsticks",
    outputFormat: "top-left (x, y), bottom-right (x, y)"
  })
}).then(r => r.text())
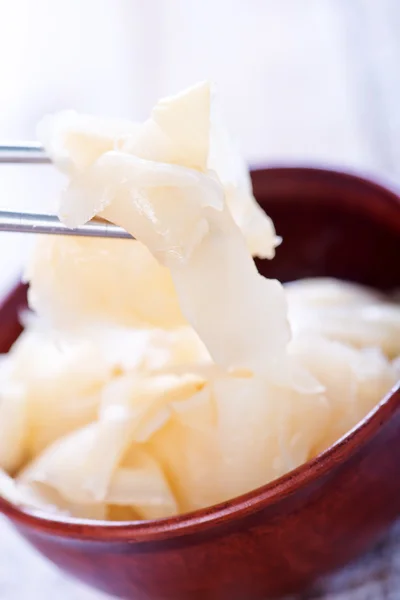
top-left (0, 142), bottom-right (49, 163)
top-left (0, 210), bottom-right (132, 239)
top-left (0, 142), bottom-right (132, 239)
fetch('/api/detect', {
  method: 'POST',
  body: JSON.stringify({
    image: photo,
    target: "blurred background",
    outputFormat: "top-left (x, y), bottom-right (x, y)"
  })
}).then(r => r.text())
top-left (0, 0), bottom-right (400, 597)
top-left (3, 0), bottom-right (400, 166)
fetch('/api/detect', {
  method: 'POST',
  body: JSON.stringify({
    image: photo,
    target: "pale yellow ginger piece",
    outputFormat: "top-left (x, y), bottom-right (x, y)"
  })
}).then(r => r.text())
top-left (148, 384), bottom-right (221, 513)
top-left (99, 372), bottom-right (205, 445)
top-left (17, 479), bottom-right (107, 520)
top-left (2, 460), bottom-right (106, 520)
top-left (17, 424), bottom-right (107, 505)
top-left (149, 375), bottom-right (330, 513)
top-left (211, 376), bottom-right (330, 500)
top-left (47, 371), bottom-right (205, 513)
top-left (124, 81), bottom-right (211, 171)
top-left (37, 111), bottom-right (139, 173)
top-left (287, 279), bottom-right (400, 358)
top-left (25, 236), bottom-right (185, 330)
top-left (393, 355), bottom-right (400, 378)
top-left (0, 376), bottom-right (27, 474)
top-left (0, 318), bottom-right (209, 473)
top-left (108, 448), bottom-right (178, 520)
top-left (208, 109), bottom-right (279, 258)
top-left (289, 334), bottom-right (398, 452)
top-left (0, 469), bottom-right (26, 507)
top-left (17, 372), bottom-right (201, 518)
top-left (2, 329), bottom-right (111, 461)
top-left (92, 325), bottom-right (210, 375)
top-left (285, 278), bottom-right (384, 308)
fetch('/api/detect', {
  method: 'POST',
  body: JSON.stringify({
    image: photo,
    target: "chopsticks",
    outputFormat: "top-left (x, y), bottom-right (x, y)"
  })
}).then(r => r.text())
top-left (0, 142), bottom-right (49, 163)
top-left (0, 142), bottom-right (132, 239)
top-left (0, 210), bottom-right (132, 239)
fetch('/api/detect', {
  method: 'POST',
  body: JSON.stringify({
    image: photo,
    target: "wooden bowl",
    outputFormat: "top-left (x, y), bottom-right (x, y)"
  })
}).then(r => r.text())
top-left (0, 167), bottom-right (399, 600)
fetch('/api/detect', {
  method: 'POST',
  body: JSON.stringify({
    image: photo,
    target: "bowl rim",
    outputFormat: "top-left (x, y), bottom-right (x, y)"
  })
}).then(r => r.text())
top-left (1, 164), bottom-right (399, 543)
top-left (250, 160), bottom-right (400, 199)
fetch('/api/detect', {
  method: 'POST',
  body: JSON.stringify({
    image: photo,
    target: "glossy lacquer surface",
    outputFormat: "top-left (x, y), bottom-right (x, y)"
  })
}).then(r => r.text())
top-left (0, 167), bottom-right (399, 600)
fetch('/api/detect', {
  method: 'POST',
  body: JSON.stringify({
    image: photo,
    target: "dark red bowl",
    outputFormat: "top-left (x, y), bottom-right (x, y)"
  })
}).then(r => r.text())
top-left (0, 167), bottom-right (399, 600)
